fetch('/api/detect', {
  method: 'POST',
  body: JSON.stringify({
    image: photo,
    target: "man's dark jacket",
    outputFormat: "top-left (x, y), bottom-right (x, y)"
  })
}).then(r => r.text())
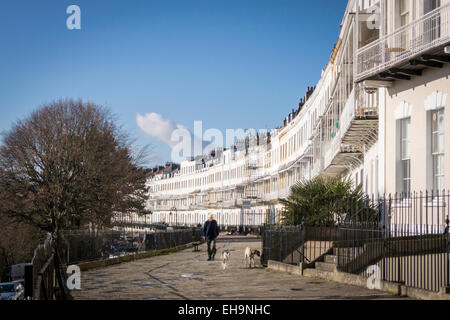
top-left (203, 219), bottom-right (220, 240)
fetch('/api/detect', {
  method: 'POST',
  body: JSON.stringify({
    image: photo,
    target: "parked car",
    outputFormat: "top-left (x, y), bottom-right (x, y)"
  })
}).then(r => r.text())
top-left (1, 263), bottom-right (32, 283)
top-left (0, 281), bottom-right (25, 300)
top-left (1, 266), bottom-right (12, 283)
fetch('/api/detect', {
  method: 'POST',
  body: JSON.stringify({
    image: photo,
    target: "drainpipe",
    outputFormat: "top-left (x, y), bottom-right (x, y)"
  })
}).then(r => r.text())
top-left (221, 154), bottom-right (224, 227)
top-left (363, 144), bottom-right (366, 195)
top-left (381, 0), bottom-right (386, 66)
top-left (354, 0), bottom-right (359, 77)
top-left (378, 87), bottom-right (386, 196)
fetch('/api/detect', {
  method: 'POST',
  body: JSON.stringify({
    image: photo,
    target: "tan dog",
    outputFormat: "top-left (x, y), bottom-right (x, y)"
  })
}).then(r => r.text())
top-left (244, 247), bottom-right (260, 268)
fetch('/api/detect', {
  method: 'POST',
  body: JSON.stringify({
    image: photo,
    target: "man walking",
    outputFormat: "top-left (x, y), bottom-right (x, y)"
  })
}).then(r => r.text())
top-left (203, 214), bottom-right (220, 261)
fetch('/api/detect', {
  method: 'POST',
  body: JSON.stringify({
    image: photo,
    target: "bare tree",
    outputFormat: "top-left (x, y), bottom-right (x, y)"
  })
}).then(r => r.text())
top-left (0, 215), bottom-right (44, 276)
top-left (0, 99), bottom-right (151, 233)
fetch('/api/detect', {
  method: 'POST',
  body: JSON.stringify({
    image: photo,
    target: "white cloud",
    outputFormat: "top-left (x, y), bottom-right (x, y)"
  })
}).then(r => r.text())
top-left (136, 113), bottom-right (188, 148)
top-left (137, 113), bottom-right (224, 162)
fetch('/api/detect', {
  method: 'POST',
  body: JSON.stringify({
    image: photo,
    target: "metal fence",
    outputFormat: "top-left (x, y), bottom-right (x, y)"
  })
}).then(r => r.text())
top-left (336, 191), bottom-right (450, 293)
top-left (31, 238), bottom-right (56, 300)
top-left (31, 236), bottom-right (68, 300)
top-left (262, 191), bottom-right (450, 293)
top-left (261, 225), bottom-right (340, 266)
top-left (26, 227), bottom-right (202, 300)
top-left (58, 228), bottom-right (203, 265)
top-left (262, 225), bottom-right (304, 266)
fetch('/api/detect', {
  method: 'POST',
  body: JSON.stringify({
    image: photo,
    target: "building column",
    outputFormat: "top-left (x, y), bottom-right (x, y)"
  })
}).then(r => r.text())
top-left (378, 87), bottom-right (386, 195)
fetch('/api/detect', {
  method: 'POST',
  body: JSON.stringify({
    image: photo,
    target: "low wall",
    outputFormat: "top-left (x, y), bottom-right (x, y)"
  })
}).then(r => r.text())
top-left (268, 260), bottom-right (301, 275)
top-left (267, 260), bottom-right (450, 300)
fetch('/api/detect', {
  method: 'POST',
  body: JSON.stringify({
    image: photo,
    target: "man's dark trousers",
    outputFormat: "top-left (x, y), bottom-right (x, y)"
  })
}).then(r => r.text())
top-left (203, 218), bottom-right (220, 260)
top-left (207, 238), bottom-right (217, 260)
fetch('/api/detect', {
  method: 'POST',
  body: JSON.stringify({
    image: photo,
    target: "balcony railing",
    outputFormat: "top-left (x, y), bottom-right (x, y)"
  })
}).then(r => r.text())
top-left (278, 188), bottom-right (290, 200)
top-left (222, 199), bottom-right (238, 208)
top-left (311, 158), bottom-right (323, 178)
top-left (323, 89), bottom-right (356, 169)
top-left (153, 204), bottom-right (173, 211)
top-left (356, 4), bottom-right (450, 81)
top-left (263, 191), bottom-right (279, 202)
top-left (356, 85), bottom-right (379, 118)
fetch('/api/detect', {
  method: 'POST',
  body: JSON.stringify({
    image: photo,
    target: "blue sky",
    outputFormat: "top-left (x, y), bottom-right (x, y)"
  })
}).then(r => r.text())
top-left (0, 0), bottom-right (347, 166)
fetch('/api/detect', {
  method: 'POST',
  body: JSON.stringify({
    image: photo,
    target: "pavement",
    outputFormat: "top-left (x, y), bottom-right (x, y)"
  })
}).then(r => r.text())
top-left (71, 235), bottom-right (410, 300)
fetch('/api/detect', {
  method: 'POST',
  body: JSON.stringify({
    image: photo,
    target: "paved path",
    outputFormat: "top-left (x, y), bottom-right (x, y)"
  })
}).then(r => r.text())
top-left (71, 236), bottom-right (409, 300)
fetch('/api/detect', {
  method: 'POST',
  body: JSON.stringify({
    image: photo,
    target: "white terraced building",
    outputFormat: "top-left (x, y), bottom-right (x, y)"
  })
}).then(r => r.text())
top-left (117, 0), bottom-right (450, 231)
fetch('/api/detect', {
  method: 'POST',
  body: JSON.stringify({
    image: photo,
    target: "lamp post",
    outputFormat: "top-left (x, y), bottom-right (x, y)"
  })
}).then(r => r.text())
top-left (170, 207), bottom-right (178, 226)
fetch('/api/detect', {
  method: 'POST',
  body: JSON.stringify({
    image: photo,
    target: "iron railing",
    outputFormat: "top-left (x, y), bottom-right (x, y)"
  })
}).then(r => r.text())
top-left (31, 236), bottom-right (68, 300)
top-left (337, 191), bottom-right (450, 293)
top-left (356, 3), bottom-right (450, 81)
top-left (261, 224), bottom-right (340, 267)
top-left (58, 228), bottom-right (203, 265)
top-left (262, 190), bottom-right (450, 293)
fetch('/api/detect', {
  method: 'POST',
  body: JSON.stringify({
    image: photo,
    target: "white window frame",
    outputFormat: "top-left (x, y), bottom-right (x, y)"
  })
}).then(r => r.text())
top-left (431, 108), bottom-right (445, 193)
top-left (399, 117), bottom-right (411, 194)
top-left (399, 0), bottom-right (410, 27)
top-left (425, 91), bottom-right (447, 194)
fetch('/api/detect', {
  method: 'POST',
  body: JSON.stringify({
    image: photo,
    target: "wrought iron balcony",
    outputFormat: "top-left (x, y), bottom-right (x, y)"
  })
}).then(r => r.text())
top-left (263, 191), bottom-right (279, 202)
top-left (311, 158), bottom-right (323, 178)
top-left (356, 4), bottom-right (450, 82)
top-left (323, 86), bottom-right (378, 175)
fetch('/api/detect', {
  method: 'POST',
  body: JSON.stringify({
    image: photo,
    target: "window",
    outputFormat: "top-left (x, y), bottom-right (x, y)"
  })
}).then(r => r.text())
top-left (431, 109), bottom-right (445, 192)
top-left (399, 0), bottom-right (409, 27)
top-left (424, 0), bottom-right (440, 14)
top-left (424, 0), bottom-right (441, 42)
top-left (400, 118), bottom-right (411, 194)
top-left (395, 0), bottom-right (410, 49)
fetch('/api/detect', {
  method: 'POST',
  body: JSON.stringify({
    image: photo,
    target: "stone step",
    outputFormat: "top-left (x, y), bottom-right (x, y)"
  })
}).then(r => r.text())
top-left (303, 267), bottom-right (333, 279)
top-left (315, 261), bottom-right (336, 272)
top-left (333, 247), bottom-right (364, 256)
top-left (324, 255), bottom-right (338, 264)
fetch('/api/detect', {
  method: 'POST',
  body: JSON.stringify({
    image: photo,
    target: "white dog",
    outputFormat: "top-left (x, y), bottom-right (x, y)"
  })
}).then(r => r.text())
top-left (222, 250), bottom-right (231, 270)
top-left (244, 247), bottom-right (261, 268)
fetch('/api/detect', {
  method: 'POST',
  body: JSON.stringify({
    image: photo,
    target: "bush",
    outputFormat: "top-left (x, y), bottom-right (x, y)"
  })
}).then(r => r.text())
top-left (280, 175), bottom-right (376, 226)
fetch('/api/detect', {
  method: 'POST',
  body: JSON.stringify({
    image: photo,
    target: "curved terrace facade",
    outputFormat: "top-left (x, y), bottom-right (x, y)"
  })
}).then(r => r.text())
top-left (116, 0), bottom-right (450, 231)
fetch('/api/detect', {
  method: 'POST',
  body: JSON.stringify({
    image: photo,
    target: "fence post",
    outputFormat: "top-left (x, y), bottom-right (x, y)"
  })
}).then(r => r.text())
top-left (379, 195), bottom-right (385, 282)
top-left (53, 232), bottom-right (67, 300)
top-left (446, 215), bottom-right (450, 287)
top-left (301, 219), bottom-right (305, 264)
top-left (279, 226), bottom-right (282, 263)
